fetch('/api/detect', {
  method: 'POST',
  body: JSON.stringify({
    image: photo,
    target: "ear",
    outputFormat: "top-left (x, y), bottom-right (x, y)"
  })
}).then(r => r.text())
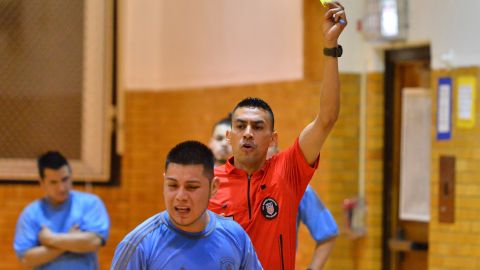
top-left (270, 131), bottom-right (278, 147)
top-left (226, 129), bottom-right (231, 144)
top-left (210, 177), bottom-right (220, 198)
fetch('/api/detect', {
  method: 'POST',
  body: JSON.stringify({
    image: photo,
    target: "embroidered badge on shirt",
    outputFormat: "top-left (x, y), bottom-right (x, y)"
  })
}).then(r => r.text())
top-left (220, 256), bottom-right (235, 270)
top-left (261, 197), bottom-right (279, 220)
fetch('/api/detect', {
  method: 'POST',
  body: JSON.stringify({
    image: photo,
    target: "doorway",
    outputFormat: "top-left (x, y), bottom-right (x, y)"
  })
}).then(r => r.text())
top-left (382, 46), bottom-right (431, 270)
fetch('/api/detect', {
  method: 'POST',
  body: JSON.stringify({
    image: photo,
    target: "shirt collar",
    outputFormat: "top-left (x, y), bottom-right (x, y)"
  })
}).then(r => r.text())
top-left (224, 156), bottom-right (270, 176)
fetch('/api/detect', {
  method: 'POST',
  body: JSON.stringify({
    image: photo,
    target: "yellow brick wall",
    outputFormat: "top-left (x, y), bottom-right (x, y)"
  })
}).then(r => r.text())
top-left (429, 67), bottom-right (480, 270)
top-left (320, 73), bottom-right (384, 270)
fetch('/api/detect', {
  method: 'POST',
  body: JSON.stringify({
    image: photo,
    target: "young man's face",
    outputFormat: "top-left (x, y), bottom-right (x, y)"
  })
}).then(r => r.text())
top-left (40, 165), bottom-right (73, 206)
top-left (209, 123), bottom-right (232, 164)
top-left (228, 107), bottom-right (277, 166)
top-left (164, 163), bottom-right (218, 233)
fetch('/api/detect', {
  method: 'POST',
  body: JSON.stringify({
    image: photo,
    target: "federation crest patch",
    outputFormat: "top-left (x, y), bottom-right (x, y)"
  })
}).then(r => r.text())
top-left (220, 257), bottom-right (235, 270)
top-left (261, 197), bottom-right (279, 220)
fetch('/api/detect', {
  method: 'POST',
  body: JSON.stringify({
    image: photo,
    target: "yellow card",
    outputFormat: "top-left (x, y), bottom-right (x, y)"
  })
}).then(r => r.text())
top-left (319, 0), bottom-right (333, 6)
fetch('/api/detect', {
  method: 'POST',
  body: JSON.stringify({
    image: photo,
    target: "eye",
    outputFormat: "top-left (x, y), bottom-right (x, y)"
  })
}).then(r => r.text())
top-left (186, 186), bottom-right (200, 191)
top-left (167, 183), bottom-right (178, 188)
top-left (235, 123), bottom-right (245, 129)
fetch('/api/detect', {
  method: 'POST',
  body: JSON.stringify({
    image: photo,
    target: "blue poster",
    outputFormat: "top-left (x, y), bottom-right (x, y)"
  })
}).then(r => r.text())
top-left (436, 77), bottom-right (452, 140)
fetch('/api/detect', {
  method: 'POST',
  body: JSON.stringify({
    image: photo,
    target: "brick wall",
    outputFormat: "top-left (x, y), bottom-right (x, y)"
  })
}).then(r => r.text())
top-left (429, 67), bottom-right (480, 270)
top-left (319, 73), bottom-right (384, 270)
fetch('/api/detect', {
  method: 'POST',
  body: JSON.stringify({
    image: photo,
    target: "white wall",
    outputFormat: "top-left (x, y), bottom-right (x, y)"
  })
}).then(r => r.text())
top-left (360, 0), bottom-right (480, 72)
top-left (121, 0), bottom-right (480, 89)
top-left (409, 0), bottom-right (480, 69)
top-left (122, 0), bottom-right (303, 90)
top-left (338, 0), bottom-right (369, 73)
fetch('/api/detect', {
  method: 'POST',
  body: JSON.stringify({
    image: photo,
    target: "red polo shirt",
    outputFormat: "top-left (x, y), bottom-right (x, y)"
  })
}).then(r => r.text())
top-left (208, 139), bottom-right (318, 270)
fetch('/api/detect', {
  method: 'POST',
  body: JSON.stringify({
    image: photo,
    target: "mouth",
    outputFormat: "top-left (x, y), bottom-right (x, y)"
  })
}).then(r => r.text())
top-left (241, 142), bottom-right (255, 151)
top-left (174, 206), bottom-right (191, 214)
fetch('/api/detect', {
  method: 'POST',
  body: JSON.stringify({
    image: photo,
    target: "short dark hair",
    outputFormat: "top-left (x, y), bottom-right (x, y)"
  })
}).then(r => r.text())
top-left (165, 141), bottom-right (214, 179)
top-left (211, 113), bottom-right (232, 134)
top-left (37, 151), bottom-right (70, 179)
top-left (232, 97), bottom-right (274, 130)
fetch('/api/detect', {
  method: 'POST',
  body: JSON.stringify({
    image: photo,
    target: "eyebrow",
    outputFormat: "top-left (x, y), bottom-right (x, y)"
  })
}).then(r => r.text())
top-left (165, 177), bottom-right (202, 184)
top-left (234, 119), bottom-right (265, 125)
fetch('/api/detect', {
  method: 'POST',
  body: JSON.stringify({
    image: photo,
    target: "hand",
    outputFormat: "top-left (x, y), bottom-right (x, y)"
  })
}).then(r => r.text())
top-left (38, 225), bottom-right (56, 247)
top-left (69, 224), bottom-right (81, 234)
top-left (323, 1), bottom-right (347, 47)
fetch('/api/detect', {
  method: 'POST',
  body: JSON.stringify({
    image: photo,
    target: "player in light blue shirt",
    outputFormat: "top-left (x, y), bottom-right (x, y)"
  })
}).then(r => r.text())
top-left (111, 141), bottom-right (262, 270)
top-left (13, 151), bottom-right (110, 270)
top-left (297, 185), bottom-right (338, 269)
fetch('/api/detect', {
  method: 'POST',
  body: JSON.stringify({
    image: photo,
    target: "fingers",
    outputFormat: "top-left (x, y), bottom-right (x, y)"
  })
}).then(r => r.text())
top-left (69, 224), bottom-right (80, 232)
top-left (325, 2), bottom-right (347, 25)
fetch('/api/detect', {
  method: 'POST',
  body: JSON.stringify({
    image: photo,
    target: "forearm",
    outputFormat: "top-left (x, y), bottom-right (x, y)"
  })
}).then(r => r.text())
top-left (317, 56), bottom-right (340, 128)
top-left (309, 237), bottom-right (336, 270)
top-left (46, 231), bottom-right (102, 253)
top-left (21, 246), bottom-right (64, 268)
top-left (299, 56), bottom-right (340, 163)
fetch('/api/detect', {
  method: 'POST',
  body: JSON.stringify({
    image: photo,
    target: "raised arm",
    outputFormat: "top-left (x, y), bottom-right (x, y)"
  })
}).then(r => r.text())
top-left (299, 2), bottom-right (347, 164)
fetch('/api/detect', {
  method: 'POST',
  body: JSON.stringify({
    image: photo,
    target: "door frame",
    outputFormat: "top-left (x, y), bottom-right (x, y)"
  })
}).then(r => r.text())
top-left (382, 45), bottom-right (431, 270)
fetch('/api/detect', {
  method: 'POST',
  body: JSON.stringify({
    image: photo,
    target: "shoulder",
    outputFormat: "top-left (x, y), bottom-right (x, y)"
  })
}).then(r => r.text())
top-left (18, 199), bottom-right (42, 220)
top-left (304, 185), bottom-right (316, 197)
top-left (71, 190), bottom-right (100, 199)
top-left (214, 164), bottom-right (228, 177)
top-left (122, 212), bottom-right (166, 245)
top-left (213, 213), bottom-right (247, 239)
top-left (71, 190), bottom-right (104, 204)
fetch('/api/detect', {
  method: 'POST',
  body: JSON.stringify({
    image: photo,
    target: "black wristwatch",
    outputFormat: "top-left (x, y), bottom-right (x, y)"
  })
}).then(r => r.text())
top-left (323, 45), bottom-right (343, 57)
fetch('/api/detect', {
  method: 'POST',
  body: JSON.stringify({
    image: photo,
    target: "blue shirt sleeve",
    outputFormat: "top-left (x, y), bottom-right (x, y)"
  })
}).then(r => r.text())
top-left (111, 240), bottom-right (148, 270)
top-left (239, 225), bottom-right (263, 270)
top-left (13, 204), bottom-right (42, 258)
top-left (298, 185), bottom-right (338, 243)
top-left (80, 194), bottom-right (110, 244)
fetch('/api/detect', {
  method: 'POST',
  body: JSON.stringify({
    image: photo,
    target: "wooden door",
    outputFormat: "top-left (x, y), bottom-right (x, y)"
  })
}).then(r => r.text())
top-left (383, 46), bottom-right (431, 270)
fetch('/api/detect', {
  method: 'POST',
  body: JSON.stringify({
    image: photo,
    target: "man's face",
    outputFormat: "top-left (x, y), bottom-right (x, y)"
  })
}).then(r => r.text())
top-left (209, 123), bottom-right (232, 164)
top-left (164, 163), bottom-right (218, 233)
top-left (228, 107), bottom-right (276, 166)
top-left (40, 165), bottom-right (72, 206)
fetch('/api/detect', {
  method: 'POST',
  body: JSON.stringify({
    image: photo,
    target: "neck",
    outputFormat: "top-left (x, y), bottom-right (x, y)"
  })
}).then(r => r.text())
top-left (214, 159), bottom-right (226, 167)
top-left (233, 159), bottom-right (265, 175)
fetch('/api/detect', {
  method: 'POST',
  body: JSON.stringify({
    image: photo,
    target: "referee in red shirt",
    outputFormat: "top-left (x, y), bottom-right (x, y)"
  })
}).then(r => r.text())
top-left (209, 2), bottom-right (347, 269)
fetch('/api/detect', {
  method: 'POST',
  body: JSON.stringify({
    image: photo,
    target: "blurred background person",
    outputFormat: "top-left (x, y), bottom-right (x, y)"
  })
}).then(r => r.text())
top-left (13, 151), bottom-right (110, 269)
top-left (209, 115), bottom-right (232, 167)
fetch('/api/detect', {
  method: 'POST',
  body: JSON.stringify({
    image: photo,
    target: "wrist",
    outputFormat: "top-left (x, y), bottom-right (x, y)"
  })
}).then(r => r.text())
top-left (323, 39), bottom-right (338, 48)
top-left (323, 44), bottom-right (343, 57)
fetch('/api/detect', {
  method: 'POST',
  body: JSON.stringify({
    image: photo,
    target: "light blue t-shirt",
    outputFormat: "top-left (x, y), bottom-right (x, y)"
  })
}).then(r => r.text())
top-left (111, 210), bottom-right (262, 270)
top-left (13, 190), bottom-right (110, 270)
top-left (297, 185), bottom-right (338, 243)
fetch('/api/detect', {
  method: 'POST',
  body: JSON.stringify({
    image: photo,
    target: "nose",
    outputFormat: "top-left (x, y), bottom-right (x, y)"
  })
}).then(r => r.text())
top-left (58, 182), bottom-right (67, 192)
top-left (243, 125), bottom-right (253, 138)
top-left (175, 187), bottom-right (188, 201)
